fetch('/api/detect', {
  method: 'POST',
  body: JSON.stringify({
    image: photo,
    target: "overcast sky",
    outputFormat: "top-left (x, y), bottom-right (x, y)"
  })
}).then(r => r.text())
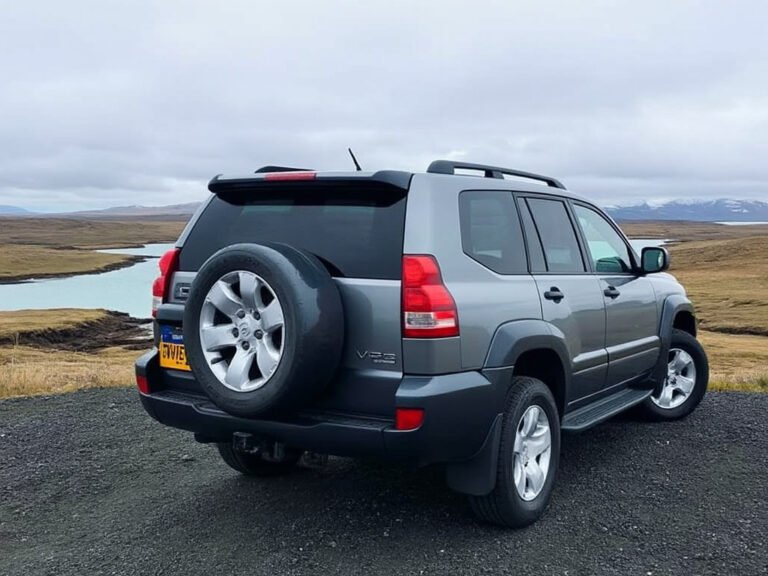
top-left (1, 0), bottom-right (766, 211)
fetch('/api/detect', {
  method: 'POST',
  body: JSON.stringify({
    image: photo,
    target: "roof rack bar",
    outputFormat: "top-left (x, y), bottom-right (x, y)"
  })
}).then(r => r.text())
top-left (426, 160), bottom-right (566, 189)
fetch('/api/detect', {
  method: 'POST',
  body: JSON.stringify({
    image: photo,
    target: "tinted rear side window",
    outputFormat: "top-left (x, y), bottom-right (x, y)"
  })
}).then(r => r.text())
top-left (180, 182), bottom-right (407, 279)
top-left (526, 198), bottom-right (585, 273)
top-left (459, 191), bottom-right (527, 274)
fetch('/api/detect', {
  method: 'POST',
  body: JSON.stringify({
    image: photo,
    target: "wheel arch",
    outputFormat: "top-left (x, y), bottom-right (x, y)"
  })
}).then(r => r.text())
top-left (484, 319), bottom-right (571, 419)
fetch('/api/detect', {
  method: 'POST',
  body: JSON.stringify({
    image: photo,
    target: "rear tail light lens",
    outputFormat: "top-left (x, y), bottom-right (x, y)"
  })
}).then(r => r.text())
top-left (152, 248), bottom-right (180, 317)
top-left (395, 407), bottom-right (424, 431)
top-left (402, 255), bottom-right (459, 338)
top-left (136, 374), bottom-right (150, 394)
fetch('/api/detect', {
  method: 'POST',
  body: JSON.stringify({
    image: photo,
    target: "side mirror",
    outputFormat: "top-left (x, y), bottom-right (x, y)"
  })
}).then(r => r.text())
top-left (641, 246), bottom-right (670, 274)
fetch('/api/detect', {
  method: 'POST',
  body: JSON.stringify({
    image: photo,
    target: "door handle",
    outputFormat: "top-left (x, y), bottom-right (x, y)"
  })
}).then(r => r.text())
top-left (544, 287), bottom-right (565, 302)
top-left (604, 285), bottom-right (621, 299)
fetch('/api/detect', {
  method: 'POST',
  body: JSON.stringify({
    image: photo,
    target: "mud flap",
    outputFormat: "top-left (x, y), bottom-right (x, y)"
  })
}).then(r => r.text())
top-left (445, 414), bottom-right (503, 496)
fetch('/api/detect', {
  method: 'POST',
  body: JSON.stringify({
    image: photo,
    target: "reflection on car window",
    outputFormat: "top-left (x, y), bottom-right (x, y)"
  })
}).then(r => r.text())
top-left (574, 205), bottom-right (633, 273)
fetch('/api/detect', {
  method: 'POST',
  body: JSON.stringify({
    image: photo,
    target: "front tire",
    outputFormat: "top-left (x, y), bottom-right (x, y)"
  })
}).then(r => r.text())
top-left (217, 443), bottom-right (301, 477)
top-left (637, 329), bottom-right (709, 422)
top-left (469, 376), bottom-right (560, 528)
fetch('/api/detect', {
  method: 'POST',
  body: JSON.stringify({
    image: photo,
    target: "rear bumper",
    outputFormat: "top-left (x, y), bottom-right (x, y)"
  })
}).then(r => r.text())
top-left (136, 350), bottom-right (507, 467)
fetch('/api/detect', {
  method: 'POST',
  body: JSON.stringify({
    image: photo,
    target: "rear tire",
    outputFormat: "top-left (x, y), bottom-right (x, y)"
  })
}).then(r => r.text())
top-left (469, 376), bottom-right (560, 528)
top-left (217, 443), bottom-right (301, 477)
top-left (636, 329), bottom-right (709, 422)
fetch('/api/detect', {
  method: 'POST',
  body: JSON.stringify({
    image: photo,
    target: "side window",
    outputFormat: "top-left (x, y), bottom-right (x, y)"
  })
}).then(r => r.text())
top-left (459, 191), bottom-right (527, 274)
top-left (573, 204), bottom-right (634, 273)
top-left (518, 199), bottom-right (547, 273)
top-left (526, 198), bottom-right (586, 273)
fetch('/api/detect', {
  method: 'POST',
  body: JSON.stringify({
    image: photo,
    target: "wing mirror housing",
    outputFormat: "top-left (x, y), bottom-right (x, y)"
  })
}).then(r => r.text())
top-left (640, 246), bottom-right (670, 274)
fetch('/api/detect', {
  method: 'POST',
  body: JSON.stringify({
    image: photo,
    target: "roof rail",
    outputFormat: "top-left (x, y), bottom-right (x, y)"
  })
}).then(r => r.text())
top-left (426, 160), bottom-right (566, 189)
top-left (254, 165), bottom-right (313, 173)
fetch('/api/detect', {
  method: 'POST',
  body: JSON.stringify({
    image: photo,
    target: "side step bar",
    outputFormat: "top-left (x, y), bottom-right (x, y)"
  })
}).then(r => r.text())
top-left (562, 388), bottom-right (652, 432)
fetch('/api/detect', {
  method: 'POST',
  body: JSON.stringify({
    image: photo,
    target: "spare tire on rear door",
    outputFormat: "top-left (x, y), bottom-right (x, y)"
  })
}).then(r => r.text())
top-left (183, 243), bottom-right (344, 418)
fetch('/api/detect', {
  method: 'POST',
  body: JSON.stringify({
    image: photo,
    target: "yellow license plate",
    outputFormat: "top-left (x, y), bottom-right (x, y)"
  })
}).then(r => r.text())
top-left (159, 326), bottom-right (191, 371)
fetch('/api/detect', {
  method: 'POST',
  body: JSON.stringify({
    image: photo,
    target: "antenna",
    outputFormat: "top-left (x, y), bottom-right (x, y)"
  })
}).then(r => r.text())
top-left (348, 148), bottom-right (362, 171)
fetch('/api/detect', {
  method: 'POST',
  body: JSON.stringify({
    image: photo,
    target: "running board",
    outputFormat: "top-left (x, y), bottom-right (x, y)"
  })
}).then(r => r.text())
top-left (562, 388), bottom-right (653, 432)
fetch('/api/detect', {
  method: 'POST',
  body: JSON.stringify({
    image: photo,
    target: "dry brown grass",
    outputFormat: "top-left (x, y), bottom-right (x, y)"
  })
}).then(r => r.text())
top-left (0, 345), bottom-right (136, 398)
top-left (622, 220), bottom-right (768, 242)
top-left (0, 218), bottom-right (185, 249)
top-left (0, 308), bottom-right (108, 339)
top-left (0, 245), bottom-right (135, 281)
top-left (700, 331), bottom-right (768, 393)
top-left (667, 235), bottom-right (768, 336)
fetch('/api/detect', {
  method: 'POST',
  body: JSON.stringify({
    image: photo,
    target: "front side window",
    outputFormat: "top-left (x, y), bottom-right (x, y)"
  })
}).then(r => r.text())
top-left (573, 204), bottom-right (634, 273)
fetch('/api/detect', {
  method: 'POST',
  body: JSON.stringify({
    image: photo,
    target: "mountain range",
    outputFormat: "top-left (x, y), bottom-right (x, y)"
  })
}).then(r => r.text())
top-left (2, 198), bottom-right (767, 222)
top-left (604, 199), bottom-right (768, 222)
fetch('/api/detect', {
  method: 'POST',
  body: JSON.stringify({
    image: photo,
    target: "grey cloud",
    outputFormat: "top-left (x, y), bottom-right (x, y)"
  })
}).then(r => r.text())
top-left (1, 0), bottom-right (766, 211)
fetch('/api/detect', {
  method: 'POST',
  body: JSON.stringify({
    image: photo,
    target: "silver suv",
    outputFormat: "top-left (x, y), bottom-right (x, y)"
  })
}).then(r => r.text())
top-left (136, 160), bottom-right (709, 527)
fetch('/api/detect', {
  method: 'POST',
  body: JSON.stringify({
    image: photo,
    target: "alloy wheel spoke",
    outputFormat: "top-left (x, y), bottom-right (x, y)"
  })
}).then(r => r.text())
top-left (255, 339), bottom-right (280, 378)
top-left (513, 456), bottom-right (526, 496)
top-left (676, 375), bottom-right (695, 395)
top-left (261, 300), bottom-right (284, 333)
top-left (201, 324), bottom-right (237, 351)
top-left (526, 460), bottom-right (546, 495)
top-left (225, 348), bottom-right (255, 389)
top-left (659, 383), bottom-right (674, 407)
top-left (207, 280), bottom-right (243, 318)
top-left (238, 272), bottom-right (261, 311)
top-left (527, 430), bottom-right (552, 458)
top-left (521, 406), bottom-right (539, 437)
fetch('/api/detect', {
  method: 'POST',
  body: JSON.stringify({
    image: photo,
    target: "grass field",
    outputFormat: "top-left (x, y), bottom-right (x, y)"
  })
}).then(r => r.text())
top-left (0, 218), bottom-right (766, 399)
top-left (0, 217), bottom-right (185, 282)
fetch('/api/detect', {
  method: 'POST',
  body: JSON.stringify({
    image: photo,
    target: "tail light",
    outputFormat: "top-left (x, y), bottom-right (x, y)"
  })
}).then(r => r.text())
top-left (402, 255), bottom-right (459, 338)
top-left (151, 248), bottom-right (180, 317)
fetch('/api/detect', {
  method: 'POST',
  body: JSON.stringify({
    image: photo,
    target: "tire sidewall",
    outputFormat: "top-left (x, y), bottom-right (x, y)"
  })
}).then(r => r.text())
top-left (643, 330), bottom-right (709, 420)
top-left (183, 243), bottom-right (343, 417)
top-left (497, 378), bottom-right (561, 524)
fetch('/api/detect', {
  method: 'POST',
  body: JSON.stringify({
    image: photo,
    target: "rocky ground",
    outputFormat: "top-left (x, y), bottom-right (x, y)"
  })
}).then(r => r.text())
top-left (1, 389), bottom-right (766, 575)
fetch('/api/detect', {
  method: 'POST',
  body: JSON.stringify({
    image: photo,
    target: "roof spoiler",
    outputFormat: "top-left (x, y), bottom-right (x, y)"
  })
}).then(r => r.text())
top-left (208, 170), bottom-right (412, 194)
top-left (427, 160), bottom-right (566, 189)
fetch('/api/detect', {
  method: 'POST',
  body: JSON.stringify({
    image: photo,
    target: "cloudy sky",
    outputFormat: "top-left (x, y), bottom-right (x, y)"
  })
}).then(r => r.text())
top-left (1, 0), bottom-right (766, 211)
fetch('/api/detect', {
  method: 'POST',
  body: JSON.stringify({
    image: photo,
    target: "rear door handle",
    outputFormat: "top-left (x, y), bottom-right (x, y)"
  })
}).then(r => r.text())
top-left (604, 285), bottom-right (621, 299)
top-left (544, 287), bottom-right (565, 302)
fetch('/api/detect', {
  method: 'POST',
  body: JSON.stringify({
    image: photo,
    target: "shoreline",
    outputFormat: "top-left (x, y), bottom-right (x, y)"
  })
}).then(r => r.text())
top-left (0, 255), bottom-right (147, 285)
top-left (0, 309), bottom-right (152, 351)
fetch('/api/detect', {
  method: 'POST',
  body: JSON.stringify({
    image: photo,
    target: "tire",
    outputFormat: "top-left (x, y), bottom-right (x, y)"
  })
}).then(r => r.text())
top-left (183, 243), bottom-right (344, 418)
top-left (469, 376), bottom-right (560, 528)
top-left (217, 443), bottom-right (301, 477)
top-left (636, 329), bottom-right (709, 421)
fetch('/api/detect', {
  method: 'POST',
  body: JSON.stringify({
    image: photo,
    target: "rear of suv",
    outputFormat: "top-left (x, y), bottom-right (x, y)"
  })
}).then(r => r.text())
top-left (136, 161), bottom-right (709, 527)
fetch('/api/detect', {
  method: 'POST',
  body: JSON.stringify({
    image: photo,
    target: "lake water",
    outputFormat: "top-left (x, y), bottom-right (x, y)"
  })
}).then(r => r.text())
top-left (0, 243), bottom-right (173, 319)
top-left (716, 221), bottom-right (768, 226)
top-left (0, 239), bottom-right (666, 318)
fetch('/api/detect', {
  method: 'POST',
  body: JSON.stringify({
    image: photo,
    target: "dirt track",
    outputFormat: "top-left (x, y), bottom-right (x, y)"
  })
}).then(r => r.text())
top-left (1, 389), bottom-right (766, 575)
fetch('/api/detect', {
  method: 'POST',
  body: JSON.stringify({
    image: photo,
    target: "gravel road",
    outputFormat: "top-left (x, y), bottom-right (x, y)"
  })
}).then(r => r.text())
top-left (1, 389), bottom-right (766, 576)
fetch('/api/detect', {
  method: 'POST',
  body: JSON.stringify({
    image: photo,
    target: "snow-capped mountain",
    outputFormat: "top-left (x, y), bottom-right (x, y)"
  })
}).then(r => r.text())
top-left (605, 199), bottom-right (768, 222)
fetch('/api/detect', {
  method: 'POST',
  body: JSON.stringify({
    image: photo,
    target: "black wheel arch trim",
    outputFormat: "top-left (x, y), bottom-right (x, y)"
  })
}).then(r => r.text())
top-left (651, 295), bottom-right (696, 389)
top-left (483, 319), bottom-right (572, 382)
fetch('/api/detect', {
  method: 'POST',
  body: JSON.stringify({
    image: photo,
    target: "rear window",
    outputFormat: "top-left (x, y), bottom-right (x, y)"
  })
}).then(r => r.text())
top-left (180, 182), bottom-right (407, 279)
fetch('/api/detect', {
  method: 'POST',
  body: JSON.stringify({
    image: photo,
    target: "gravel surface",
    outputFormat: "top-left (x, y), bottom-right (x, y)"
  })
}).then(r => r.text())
top-left (1, 389), bottom-right (766, 576)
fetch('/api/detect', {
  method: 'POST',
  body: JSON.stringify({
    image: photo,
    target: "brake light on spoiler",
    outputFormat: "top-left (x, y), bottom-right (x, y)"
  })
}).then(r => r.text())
top-left (263, 171), bottom-right (317, 181)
